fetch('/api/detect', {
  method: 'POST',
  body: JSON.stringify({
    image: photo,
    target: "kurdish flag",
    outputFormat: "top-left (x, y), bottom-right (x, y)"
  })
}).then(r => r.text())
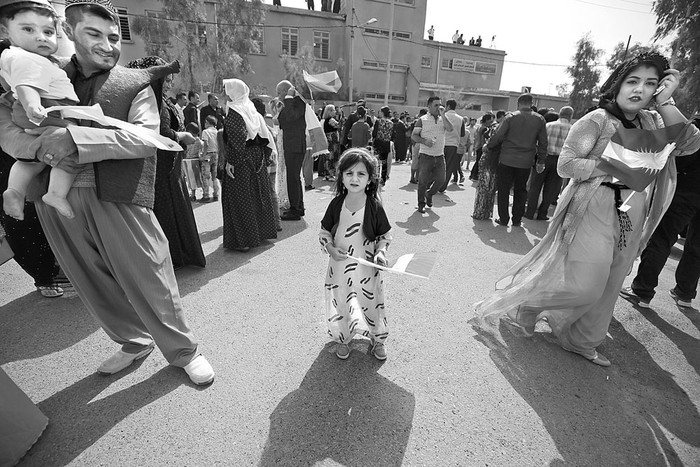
top-left (303, 70), bottom-right (342, 94)
top-left (597, 123), bottom-right (687, 192)
top-left (348, 252), bottom-right (438, 279)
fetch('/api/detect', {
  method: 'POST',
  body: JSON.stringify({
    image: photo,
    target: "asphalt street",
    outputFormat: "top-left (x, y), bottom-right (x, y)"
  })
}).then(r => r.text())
top-left (1, 162), bottom-right (699, 466)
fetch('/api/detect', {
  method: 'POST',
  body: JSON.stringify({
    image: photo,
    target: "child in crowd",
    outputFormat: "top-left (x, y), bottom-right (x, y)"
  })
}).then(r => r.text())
top-left (0, 0), bottom-right (80, 220)
top-left (200, 115), bottom-right (219, 201)
top-left (319, 148), bottom-right (392, 360)
top-left (183, 122), bottom-right (204, 201)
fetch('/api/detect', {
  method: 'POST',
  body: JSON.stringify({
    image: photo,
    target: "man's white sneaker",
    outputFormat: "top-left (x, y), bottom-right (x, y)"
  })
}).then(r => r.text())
top-left (669, 289), bottom-right (692, 308)
top-left (97, 346), bottom-right (154, 375)
top-left (184, 355), bottom-right (215, 386)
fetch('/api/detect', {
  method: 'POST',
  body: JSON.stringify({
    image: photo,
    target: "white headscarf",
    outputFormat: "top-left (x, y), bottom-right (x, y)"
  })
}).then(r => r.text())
top-left (223, 78), bottom-right (276, 155)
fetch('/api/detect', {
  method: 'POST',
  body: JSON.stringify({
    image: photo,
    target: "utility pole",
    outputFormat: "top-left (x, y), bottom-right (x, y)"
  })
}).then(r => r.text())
top-left (383, 0), bottom-right (395, 106)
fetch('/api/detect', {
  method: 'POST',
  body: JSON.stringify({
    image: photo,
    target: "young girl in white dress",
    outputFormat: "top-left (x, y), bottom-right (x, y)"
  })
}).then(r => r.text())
top-left (319, 148), bottom-right (393, 360)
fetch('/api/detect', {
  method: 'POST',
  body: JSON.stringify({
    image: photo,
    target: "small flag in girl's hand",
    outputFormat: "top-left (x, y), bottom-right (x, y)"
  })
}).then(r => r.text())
top-left (348, 252), bottom-right (437, 279)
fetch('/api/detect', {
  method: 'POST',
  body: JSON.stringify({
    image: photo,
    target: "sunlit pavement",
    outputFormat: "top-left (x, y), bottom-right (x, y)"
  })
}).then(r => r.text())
top-left (2, 162), bottom-right (699, 466)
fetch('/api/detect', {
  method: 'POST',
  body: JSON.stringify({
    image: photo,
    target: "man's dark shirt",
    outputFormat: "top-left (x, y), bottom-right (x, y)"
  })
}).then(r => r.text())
top-left (200, 105), bottom-right (225, 130)
top-left (184, 102), bottom-right (198, 127)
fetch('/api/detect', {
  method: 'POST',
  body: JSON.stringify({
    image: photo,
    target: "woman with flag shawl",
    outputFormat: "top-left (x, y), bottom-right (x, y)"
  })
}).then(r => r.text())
top-left (475, 52), bottom-right (700, 367)
top-left (220, 79), bottom-right (278, 250)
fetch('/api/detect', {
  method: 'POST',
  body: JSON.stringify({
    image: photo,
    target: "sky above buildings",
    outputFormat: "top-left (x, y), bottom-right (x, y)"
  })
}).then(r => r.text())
top-left (275, 0), bottom-right (670, 95)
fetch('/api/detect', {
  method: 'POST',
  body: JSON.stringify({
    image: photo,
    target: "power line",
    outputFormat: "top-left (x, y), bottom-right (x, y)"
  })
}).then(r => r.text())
top-left (614, 0), bottom-right (653, 6)
top-left (570, 0), bottom-right (653, 14)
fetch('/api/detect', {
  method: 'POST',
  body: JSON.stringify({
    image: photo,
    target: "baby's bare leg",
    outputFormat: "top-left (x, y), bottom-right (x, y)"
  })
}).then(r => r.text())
top-left (2, 161), bottom-right (46, 220)
top-left (42, 167), bottom-right (76, 219)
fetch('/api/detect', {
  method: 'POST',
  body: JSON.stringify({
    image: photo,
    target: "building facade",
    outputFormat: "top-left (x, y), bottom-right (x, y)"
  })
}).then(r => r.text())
top-left (54, 0), bottom-right (567, 115)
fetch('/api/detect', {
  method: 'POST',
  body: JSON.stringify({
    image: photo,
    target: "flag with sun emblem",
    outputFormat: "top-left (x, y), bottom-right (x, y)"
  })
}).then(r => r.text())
top-left (597, 122), bottom-right (687, 191)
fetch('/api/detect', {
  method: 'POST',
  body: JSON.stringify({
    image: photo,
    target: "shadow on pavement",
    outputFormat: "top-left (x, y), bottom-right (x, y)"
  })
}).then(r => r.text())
top-left (471, 318), bottom-right (700, 465)
top-left (471, 221), bottom-right (534, 255)
top-left (636, 307), bottom-right (700, 376)
top-left (521, 218), bottom-right (549, 239)
top-left (0, 292), bottom-right (97, 365)
top-left (397, 182), bottom-right (417, 192)
top-left (259, 343), bottom-right (415, 467)
top-left (177, 218), bottom-right (309, 297)
top-left (395, 210), bottom-right (440, 236)
top-left (197, 225), bottom-right (223, 244)
top-left (22, 366), bottom-right (183, 467)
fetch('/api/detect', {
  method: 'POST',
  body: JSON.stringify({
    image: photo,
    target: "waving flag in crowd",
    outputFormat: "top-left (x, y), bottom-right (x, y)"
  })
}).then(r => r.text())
top-left (303, 70), bottom-right (342, 94)
top-left (597, 122), bottom-right (687, 192)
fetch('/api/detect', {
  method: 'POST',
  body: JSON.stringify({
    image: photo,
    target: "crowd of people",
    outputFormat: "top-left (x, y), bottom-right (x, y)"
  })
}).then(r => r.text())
top-left (1, 0), bottom-right (700, 461)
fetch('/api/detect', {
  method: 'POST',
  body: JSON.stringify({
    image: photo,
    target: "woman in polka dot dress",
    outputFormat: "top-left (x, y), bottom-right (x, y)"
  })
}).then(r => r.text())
top-left (319, 148), bottom-right (393, 360)
top-left (221, 79), bottom-right (278, 251)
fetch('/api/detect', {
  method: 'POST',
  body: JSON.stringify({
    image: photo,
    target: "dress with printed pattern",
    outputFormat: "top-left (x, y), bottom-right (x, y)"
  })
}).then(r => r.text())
top-left (323, 202), bottom-right (389, 345)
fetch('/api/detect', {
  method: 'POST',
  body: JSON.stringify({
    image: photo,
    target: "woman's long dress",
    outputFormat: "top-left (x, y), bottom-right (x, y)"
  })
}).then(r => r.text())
top-left (323, 203), bottom-right (388, 345)
top-left (472, 130), bottom-right (498, 220)
top-left (0, 151), bottom-right (61, 286)
top-left (476, 109), bottom-right (700, 358)
top-left (393, 120), bottom-right (408, 162)
top-left (323, 119), bottom-right (340, 178)
top-left (221, 111), bottom-right (277, 249)
top-left (154, 100), bottom-right (206, 269)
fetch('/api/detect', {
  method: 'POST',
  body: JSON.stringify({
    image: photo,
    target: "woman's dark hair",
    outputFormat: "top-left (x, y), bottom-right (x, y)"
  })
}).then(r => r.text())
top-left (333, 148), bottom-right (381, 200)
top-left (380, 106), bottom-right (391, 118)
top-left (600, 51), bottom-right (669, 101)
top-left (481, 112), bottom-right (494, 124)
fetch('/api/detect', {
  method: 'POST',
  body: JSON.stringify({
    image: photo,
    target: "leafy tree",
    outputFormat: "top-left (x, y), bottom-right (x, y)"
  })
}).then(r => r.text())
top-left (606, 41), bottom-right (662, 72)
top-left (131, 0), bottom-right (265, 93)
top-left (566, 33), bottom-right (602, 118)
top-left (555, 83), bottom-right (570, 98)
top-left (652, 0), bottom-right (700, 115)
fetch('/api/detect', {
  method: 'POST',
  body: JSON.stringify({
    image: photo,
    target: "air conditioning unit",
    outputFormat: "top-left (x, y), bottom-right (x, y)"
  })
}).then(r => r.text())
top-left (521, 86), bottom-right (532, 93)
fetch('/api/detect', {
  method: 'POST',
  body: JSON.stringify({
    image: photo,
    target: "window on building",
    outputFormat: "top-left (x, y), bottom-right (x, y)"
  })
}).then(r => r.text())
top-left (361, 60), bottom-right (408, 72)
top-left (369, 0), bottom-right (415, 6)
top-left (116, 7), bottom-right (132, 41)
top-left (465, 104), bottom-right (482, 111)
top-left (281, 27), bottom-right (299, 56)
top-left (363, 27), bottom-right (412, 40)
top-left (145, 10), bottom-right (168, 45)
top-left (364, 92), bottom-right (405, 102)
top-left (184, 22), bottom-right (207, 46)
top-left (441, 58), bottom-right (453, 69)
top-left (313, 30), bottom-right (330, 60)
top-left (251, 27), bottom-right (265, 55)
top-left (198, 24), bottom-right (207, 46)
top-left (421, 56), bottom-right (432, 68)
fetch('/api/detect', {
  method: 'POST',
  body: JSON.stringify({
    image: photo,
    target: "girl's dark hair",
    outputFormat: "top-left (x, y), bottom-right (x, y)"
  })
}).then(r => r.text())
top-left (333, 148), bottom-right (381, 200)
